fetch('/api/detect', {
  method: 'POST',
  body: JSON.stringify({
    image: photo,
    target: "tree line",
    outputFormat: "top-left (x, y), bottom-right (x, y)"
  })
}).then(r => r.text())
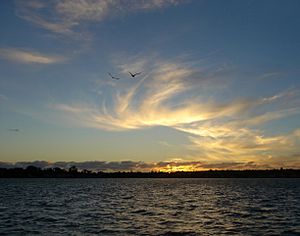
top-left (0, 166), bottom-right (300, 178)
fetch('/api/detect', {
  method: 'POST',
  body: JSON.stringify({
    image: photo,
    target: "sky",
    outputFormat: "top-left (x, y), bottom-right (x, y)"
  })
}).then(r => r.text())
top-left (0, 0), bottom-right (300, 171)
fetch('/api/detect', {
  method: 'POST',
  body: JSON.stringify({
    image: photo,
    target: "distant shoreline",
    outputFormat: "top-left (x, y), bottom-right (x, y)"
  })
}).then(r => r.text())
top-left (1, 167), bottom-right (300, 178)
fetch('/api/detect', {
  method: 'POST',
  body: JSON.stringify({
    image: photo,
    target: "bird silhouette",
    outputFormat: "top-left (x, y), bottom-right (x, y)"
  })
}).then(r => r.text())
top-left (129, 71), bottom-right (142, 78)
top-left (9, 129), bottom-right (19, 132)
top-left (108, 73), bottom-right (120, 80)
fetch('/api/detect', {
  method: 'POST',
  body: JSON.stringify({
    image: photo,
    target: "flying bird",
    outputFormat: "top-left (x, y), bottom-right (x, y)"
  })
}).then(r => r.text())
top-left (129, 71), bottom-right (142, 78)
top-left (108, 73), bottom-right (120, 80)
top-left (9, 129), bottom-right (19, 132)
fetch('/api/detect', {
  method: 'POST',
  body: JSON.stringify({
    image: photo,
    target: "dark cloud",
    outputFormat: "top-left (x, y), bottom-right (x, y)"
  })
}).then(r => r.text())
top-left (0, 160), bottom-right (154, 172)
top-left (14, 161), bottom-right (50, 169)
top-left (0, 162), bottom-right (15, 169)
top-left (0, 160), bottom-right (280, 171)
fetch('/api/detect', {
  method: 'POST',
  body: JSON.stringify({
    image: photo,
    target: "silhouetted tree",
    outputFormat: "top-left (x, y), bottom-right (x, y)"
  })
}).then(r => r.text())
top-left (0, 167), bottom-right (300, 178)
top-left (69, 166), bottom-right (78, 173)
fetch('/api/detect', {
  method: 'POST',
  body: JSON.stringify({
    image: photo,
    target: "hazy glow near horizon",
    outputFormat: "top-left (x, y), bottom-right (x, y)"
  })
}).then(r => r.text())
top-left (0, 0), bottom-right (299, 170)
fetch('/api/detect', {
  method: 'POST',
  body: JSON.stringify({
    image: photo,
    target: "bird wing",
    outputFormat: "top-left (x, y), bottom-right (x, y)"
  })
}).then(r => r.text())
top-left (134, 72), bottom-right (142, 76)
top-left (129, 71), bottom-right (134, 77)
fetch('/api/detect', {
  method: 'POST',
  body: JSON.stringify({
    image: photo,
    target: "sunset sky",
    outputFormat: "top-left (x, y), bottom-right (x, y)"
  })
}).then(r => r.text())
top-left (0, 0), bottom-right (300, 171)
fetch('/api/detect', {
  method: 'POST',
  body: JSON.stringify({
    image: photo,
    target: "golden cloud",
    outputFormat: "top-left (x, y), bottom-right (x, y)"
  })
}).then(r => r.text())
top-left (50, 56), bottom-right (300, 166)
top-left (0, 48), bottom-right (66, 64)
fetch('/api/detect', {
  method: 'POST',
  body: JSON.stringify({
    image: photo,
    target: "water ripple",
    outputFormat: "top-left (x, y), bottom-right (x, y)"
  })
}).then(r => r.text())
top-left (0, 178), bottom-right (299, 235)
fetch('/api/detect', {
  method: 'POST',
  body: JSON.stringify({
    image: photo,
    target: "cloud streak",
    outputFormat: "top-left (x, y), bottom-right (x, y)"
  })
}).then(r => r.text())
top-left (0, 48), bottom-right (66, 64)
top-left (15, 0), bottom-right (182, 38)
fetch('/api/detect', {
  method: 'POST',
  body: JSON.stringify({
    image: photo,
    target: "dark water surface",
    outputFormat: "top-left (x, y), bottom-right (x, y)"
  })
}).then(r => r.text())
top-left (0, 178), bottom-right (299, 235)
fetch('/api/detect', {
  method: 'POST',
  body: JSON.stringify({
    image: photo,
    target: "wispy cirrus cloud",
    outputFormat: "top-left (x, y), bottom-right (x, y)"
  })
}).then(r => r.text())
top-left (185, 127), bottom-right (300, 164)
top-left (15, 0), bottom-right (182, 39)
top-left (48, 55), bottom-right (300, 166)
top-left (257, 71), bottom-right (282, 81)
top-left (0, 47), bottom-right (66, 64)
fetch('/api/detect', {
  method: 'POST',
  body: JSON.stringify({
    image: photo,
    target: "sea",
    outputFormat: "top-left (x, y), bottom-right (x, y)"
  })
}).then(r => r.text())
top-left (0, 178), bottom-right (299, 235)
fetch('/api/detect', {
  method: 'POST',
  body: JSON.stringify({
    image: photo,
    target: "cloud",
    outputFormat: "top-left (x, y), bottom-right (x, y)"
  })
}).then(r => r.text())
top-left (49, 103), bottom-right (93, 113)
top-left (51, 57), bottom-right (300, 130)
top-left (48, 55), bottom-right (300, 167)
top-left (0, 160), bottom-right (160, 172)
top-left (15, 0), bottom-right (182, 38)
top-left (1, 160), bottom-right (294, 172)
top-left (184, 124), bottom-right (300, 166)
top-left (257, 72), bottom-right (281, 80)
top-left (0, 48), bottom-right (66, 64)
top-left (52, 59), bottom-right (231, 130)
top-left (200, 161), bottom-right (273, 170)
top-left (0, 162), bottom-right (15, 169)
top-left (158, 140), bottom-right (173, 147)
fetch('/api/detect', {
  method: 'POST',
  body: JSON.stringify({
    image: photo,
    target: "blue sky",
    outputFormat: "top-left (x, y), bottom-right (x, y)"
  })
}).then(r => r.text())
top-left (0, 0), bottom-right (299, 171)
